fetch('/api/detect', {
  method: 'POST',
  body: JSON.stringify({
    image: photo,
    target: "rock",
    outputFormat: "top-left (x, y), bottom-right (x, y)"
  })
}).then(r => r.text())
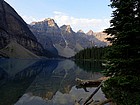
top-left (0, 40), bottom-right (40, 59)
top-left (86, 30), bottom-right (110, 46)
top-left (29, 18), bottom-right (109, 58)
top-left (29, 18), bottom-right (65, 56)
top-left (0, 0), bottom-right (45, 58)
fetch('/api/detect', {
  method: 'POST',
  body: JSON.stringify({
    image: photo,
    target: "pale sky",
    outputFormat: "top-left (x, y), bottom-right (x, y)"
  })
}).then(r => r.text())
top-left (5, 0), bottom-right (112, 32)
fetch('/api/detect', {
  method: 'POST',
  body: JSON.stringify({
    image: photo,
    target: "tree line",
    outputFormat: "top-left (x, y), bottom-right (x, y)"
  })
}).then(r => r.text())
top-left (74, 47), bottom-right (106, 60)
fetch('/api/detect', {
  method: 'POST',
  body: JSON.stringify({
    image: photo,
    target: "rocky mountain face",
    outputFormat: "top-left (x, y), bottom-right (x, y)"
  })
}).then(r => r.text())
top-left (86, 30), bottom-right (108, 47)
top-left (60, 25), bottom-right (93, 53)
top-left (29, 19), bottom-right (76, 57)
top-left (29, 18), bottom-right (108, 58)
top-left (0, 0), bottom-right (45, 58)
top-left (29, 18), bottom-right (65, 56)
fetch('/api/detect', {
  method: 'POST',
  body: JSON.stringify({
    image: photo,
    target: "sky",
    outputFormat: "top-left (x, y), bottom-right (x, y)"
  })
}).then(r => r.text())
top-left (5, 0), bottom-right (112, 32)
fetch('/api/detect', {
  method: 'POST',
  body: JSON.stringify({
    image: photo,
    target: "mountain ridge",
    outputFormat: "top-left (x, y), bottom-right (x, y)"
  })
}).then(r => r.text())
top-left (29, 18), bottom-right (108, 58)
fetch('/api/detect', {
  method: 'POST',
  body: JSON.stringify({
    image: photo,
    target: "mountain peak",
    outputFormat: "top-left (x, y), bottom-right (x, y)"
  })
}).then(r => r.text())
top-left (60, 25), bottom-right (73, 33)
top-left (43, 18), bottom-right (56, 27)
top-left (30, 18), bottom-right (59, 28)
top-left (44, 18), bottom-right (54, 21)
top-left (87, 30), bottom-right (94, 35)
top-left (77, 30), bottom-right (85, 34)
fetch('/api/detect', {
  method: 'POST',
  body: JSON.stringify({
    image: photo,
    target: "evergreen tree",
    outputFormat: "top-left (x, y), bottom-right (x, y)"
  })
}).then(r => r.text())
top-left (102, 0), bottom-right (140, 104)
top-left (104, 0), bottom-right (140, 76)
top-left (74, 47), bottom-right (106, 60)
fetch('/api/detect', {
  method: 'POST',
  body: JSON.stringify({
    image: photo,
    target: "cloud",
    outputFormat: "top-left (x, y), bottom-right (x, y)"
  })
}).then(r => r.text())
top-left (22, 11), bottom-right (110, 32)
top-left (52, 11), bottom-right (110, 32)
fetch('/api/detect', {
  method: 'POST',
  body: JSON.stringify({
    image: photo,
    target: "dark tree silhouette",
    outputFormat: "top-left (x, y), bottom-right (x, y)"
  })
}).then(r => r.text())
top-left (102, 0), bottom-right (140, 104)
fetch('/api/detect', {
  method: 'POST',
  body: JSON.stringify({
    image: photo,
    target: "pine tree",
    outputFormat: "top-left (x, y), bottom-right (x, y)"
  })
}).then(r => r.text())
top-left (102, 0), bottom-right (140, 104)
top-left (104, 0), bottom-right (140, 76)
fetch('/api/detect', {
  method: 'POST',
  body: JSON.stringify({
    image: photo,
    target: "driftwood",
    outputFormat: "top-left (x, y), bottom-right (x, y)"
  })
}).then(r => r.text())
top-left (76, 77), bottom-right (110, 86)
top-left (83, 83), bottom-right (103, 105)
top-left (75, 77), bottom-right (110, 92)
top-left (86, 99), bottom-right (94, 105)
top-left (75, 77), bottom-right (110, 105)
top-left (76, 78), bottom-right (102, 87)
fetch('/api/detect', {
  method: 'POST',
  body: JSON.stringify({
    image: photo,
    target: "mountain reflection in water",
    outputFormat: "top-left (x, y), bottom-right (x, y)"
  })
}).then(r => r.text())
top-left (0, 59), bottom-right (105, 105)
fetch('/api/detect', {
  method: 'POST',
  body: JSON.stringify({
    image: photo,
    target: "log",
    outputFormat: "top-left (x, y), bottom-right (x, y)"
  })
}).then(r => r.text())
top-left (75, 77), bottom-right (110, 92)
top-left (83, 83), bottom-right (102, 105)
top-left (76, 77), bottom-right (110, 87)
top-left (75, 77), bottom-right (110, 105)
top-left (75, 78), bottom-right (102, 87)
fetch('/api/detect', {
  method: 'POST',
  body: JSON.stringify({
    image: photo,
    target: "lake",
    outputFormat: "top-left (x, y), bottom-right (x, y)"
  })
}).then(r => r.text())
top-left (0, 59), bottom-right (106, 105)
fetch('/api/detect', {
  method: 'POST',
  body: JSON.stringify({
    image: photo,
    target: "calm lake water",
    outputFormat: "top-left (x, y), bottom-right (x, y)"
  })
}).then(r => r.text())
top-left (0, 59), bottom-right (106, 105)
